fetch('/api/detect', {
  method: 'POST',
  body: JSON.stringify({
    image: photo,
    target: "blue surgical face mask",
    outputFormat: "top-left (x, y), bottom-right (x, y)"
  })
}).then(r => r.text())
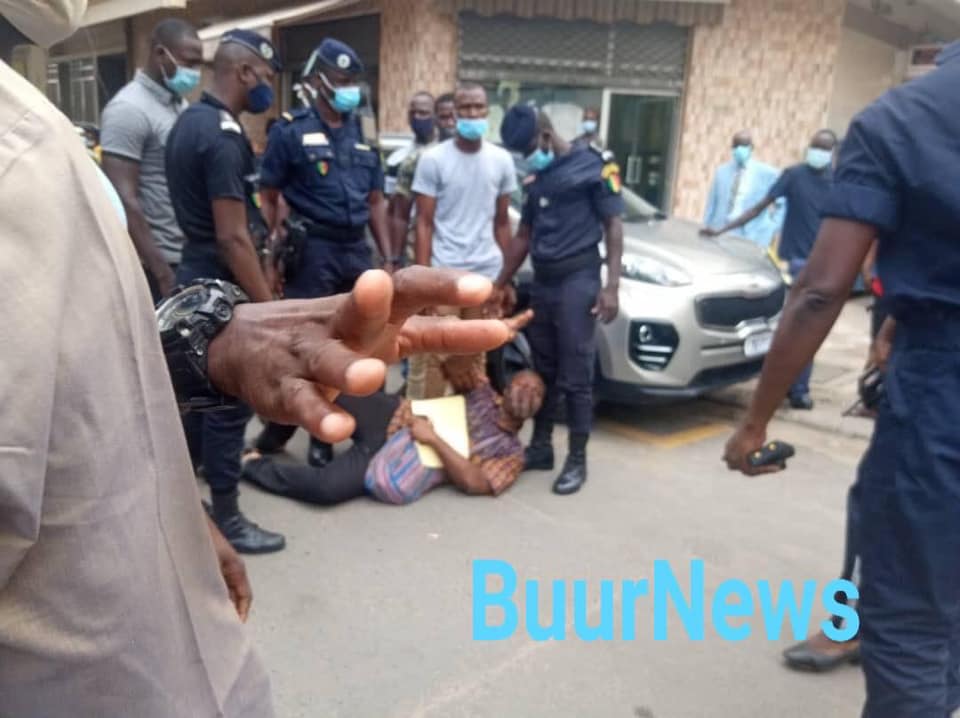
top-left (456, 117), bottom-right (488, 141)
top-left (161, 48), bottom-right (200, 96)
top-left (246, 72), bottom-right (274, 114)
top-left (581, 119), bottom-right (598, 135)
top-left (732, 145), bottom-right (752, 166)
top-left (526, 147), bottom-right (555, 172)
top-left (320, 73), bottom-right (361, 113)
top-left (806, 146), bottom-right (833, 170)
top-left (410, 116), bottom-right (435, 144)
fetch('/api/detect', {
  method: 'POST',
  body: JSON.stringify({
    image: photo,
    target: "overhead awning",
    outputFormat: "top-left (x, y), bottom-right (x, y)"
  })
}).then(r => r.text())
top-left (82, 0), bottom-right (187, 27)
top-left (443, 0), bottom-right (728, 26)
top-left (197, 0), bottom-right (365, 60)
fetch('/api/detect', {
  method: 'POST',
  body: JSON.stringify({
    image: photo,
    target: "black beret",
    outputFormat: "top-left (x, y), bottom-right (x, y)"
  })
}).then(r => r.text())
top-left (221, 29), bottom-right (282, 73)
top-left (500, 104), bottom-right (538, 153)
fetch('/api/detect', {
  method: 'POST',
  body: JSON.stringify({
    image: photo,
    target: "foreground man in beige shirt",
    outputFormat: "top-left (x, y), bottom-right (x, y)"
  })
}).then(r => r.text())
top-left (0, 4), bottom-right (517, 715)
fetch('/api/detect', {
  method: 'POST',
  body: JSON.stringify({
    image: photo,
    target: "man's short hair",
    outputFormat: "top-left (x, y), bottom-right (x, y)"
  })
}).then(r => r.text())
top-left (435, 92), bottom-right (455, 108)
top-left (150, 18), bottom-right (197, 49)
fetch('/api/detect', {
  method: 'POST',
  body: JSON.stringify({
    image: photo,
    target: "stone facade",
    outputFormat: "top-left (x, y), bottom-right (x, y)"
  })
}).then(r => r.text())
top-left (671, 0), bottom-right (846, 221)
top-left (378, 0), bottom-right (459, 133)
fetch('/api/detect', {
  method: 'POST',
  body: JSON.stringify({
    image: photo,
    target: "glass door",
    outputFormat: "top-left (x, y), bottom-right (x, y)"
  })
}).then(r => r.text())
top-left (602, 92), bottom-right (678, 210)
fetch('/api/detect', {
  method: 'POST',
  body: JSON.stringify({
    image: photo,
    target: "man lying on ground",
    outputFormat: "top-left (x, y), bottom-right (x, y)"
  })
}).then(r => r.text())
top-left (242, 312), bottom-right (544, 505)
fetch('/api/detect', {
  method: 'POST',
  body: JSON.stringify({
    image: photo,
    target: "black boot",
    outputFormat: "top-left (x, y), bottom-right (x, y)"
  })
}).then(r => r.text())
top-left (308, 439), bottom-right (334, 468)
top-left (212, 490), bottom-right (286, 554)
top-left (254, 422), bottom-right (297, 454)
top-left (524, 421), bottom-right (554, 471)
top-left (552, 433), bottom-right (588, 495)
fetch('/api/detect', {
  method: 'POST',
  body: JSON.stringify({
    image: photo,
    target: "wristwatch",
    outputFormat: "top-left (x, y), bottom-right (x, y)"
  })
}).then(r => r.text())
top-left (157, 279), bottom-right (248, 412)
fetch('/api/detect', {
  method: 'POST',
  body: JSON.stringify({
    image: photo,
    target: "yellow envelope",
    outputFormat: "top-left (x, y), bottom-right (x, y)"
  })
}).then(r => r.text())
top-left (409, 395), bottom-right (470, 468)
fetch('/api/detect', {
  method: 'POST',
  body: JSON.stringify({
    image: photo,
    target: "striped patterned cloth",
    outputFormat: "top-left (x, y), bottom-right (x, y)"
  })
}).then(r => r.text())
top-left (364, 380), bottom-right (524, 504)
top-left (364, 428), bottom-right (444, 505)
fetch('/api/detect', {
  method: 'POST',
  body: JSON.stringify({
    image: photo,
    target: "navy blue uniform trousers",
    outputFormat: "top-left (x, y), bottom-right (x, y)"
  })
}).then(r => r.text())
top-left (176, 246), bottom-right (251, 495)
top-left (527, 266), bottom-right (601, 435)
top-left (857, 314), bottom-right (960, 717)
top-left (282, 236), bottom-right (371, 299)
top-left (261, 236), bottom-right (373, 449)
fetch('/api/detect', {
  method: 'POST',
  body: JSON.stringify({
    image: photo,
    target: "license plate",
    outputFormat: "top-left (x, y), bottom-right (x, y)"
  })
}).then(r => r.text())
top-left (744, 331), bottom-right (773, 358)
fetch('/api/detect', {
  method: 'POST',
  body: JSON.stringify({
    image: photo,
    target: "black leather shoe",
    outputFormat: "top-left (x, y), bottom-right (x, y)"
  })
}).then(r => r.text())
top-left (552, 452), bottom-right (586, 495)
top-left (783, 637), bottom-right (860, 672)
top-left (524, 442), bottom-right (554, 471)
top-left (215, 512), bottom-right (286, 554)
top-left (308, 441), bottom-right (333, 468)
top-left (789, 393), bottom-right (815, 410)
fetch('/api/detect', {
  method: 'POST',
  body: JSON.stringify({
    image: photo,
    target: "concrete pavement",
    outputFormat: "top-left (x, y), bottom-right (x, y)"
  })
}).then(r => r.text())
top-left (238, 393), bottom-right (870, 717)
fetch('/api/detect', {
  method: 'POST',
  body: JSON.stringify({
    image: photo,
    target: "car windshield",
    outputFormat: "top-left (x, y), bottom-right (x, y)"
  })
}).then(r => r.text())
top-left (510, 170), bottom-right (665, 222)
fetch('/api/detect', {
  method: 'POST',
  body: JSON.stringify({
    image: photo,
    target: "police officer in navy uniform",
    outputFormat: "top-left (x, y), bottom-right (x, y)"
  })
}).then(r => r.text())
top-left (254, 38), bottom-right (392, 466)
top-left (165, 29), bottom-right (285, 554)
top-left (724, 41), bottom-right (960, 717)
top-left (495, 104), bottom-right (624, 495)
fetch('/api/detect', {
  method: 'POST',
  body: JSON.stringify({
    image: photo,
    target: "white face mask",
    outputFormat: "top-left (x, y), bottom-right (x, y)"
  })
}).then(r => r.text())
top-left (0, 0), bottom-right (87, 49)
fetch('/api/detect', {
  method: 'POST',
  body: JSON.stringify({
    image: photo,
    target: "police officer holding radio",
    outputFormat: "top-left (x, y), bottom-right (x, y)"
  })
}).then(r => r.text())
top-left (165, 29), bottom-right (285, 554)
top-left (496, 104), bottom-right (624, 496)
top-left (724, 41), bottom-right (960, 717)
top-left (254, 38), bottom-right (392, 466)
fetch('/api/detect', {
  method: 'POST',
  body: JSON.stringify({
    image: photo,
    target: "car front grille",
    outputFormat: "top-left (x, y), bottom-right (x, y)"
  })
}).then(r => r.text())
top-left (695, 286), bottom-right (786, 329)
top-left (629, 321), bottom-right (679, 371)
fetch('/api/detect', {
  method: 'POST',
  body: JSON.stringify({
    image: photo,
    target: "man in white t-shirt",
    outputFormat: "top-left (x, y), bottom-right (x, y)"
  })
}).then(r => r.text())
top-left (409, 83), bottom-right (517, 398)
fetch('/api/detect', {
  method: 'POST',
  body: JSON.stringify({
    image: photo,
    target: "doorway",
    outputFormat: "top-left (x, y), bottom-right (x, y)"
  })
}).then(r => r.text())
top-left (601, 91), bottom-right (678, 211)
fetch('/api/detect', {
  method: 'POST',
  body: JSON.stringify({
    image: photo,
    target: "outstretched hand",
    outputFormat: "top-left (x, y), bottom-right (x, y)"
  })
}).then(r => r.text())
top-left (208, 267), bottom-right (520, 443)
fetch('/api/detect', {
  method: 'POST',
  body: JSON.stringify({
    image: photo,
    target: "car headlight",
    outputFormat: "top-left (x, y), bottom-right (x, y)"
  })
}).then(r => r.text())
top-left (621, 254), bottom-right (692, 287)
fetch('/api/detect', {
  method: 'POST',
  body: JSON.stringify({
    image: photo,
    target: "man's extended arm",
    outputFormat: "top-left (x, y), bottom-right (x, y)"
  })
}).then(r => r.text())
top-left (723, 218), bottom-right (875, 472)
top-left (211, 198), bottom-right (273, 303)
top-left (493, 222), bottom-right (530, 290)
top-left (702, 194), bottom-right (777, 237)
top-left (102, 155), bottom-right (175, 297)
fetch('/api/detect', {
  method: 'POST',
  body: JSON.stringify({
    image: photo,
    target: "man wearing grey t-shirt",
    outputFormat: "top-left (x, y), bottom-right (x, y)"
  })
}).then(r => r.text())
top-left (101, 19), bottom-right (201, 301)
top-left (410, 83), bottom-right (517, 398)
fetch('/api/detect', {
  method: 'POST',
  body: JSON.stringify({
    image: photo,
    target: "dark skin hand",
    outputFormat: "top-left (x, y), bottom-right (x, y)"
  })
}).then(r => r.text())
top-left (409, 416), bottom-right (492, 495)
top-left (592, 215), bottom-right (623, 323)
top-left (102, 155), bottom-right (177, 297)
top-left (207, 267), bottom-right (519, 443)
top-left (206, 514), bottom-right (252, 622)
top-left (211, 198), bottom-right (273, 303)
top-left (723, 218), bottom-right (875, 475)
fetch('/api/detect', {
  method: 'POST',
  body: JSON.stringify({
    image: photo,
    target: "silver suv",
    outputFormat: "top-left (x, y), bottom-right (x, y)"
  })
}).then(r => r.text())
top-left (512, 187), bottom-right (785, 403)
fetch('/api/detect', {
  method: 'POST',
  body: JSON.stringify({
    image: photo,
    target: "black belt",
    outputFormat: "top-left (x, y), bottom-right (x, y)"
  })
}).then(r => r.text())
top-left (532, 247), bottom-right (601, 283)
top-left (301, 218), bottom-right (365, 243)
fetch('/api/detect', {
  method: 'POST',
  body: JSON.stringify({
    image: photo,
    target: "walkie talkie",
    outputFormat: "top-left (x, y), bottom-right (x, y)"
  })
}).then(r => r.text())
top-left (747, 441), bottom-right (796, 469)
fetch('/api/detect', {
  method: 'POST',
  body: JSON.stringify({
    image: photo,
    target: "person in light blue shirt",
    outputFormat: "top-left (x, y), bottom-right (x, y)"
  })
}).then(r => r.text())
top-left (703, 130), bottom-right (782, 247)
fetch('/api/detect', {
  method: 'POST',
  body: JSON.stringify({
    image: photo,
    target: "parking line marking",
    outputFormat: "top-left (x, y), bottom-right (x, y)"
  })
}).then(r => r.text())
top-left (598, 420), bottom-right (732, 449)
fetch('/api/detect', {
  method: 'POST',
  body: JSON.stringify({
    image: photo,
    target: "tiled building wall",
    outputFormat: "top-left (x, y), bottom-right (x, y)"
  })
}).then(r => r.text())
top-left (671, 0), bottom-right (845, 221)
top-left (378, 0), bottom-right (459, 133)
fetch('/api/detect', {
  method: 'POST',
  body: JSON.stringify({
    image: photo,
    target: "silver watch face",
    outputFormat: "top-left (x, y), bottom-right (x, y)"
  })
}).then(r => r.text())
top-left (157, 284), bottom-right (208, 332)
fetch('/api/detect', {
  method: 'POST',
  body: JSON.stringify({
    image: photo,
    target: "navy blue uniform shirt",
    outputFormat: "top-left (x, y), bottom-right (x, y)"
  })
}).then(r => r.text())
top-left (165, 93), bottom-right (264, 245)
top-left (764, 163), bottom-right (833, 262)
top-left (823, 47), bottom-right (960, 313)
top-left (520, 145), bottom-right (624, 264)
top-left (259, 107), bottom-right (384, 229)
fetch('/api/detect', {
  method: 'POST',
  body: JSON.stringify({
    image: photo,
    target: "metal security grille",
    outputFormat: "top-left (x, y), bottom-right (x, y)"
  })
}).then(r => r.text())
top-left (459, 12), bottom-right (689, 91)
